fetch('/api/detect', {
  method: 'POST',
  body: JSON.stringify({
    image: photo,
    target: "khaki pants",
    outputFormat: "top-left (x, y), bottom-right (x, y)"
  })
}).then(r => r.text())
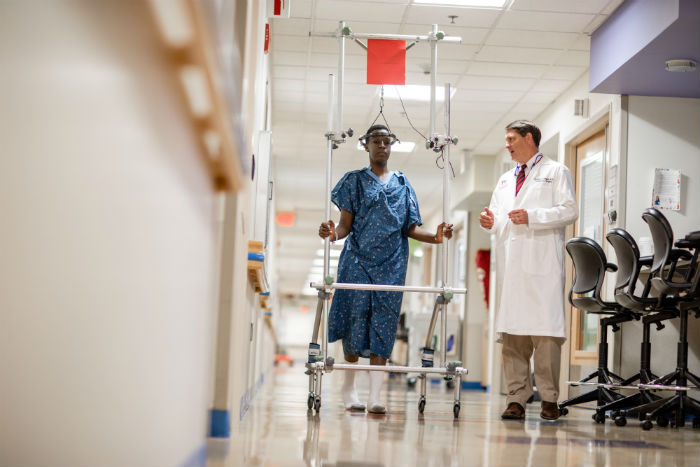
top-left (502, 333), bottom-right (565, 407)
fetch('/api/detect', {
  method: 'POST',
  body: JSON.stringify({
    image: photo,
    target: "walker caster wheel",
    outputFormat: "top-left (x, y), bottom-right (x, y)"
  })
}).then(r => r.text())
top-left (641, 420), bottom-right (653, 430)
top-left (453, 402), bottom-right (460, 419)
top-left (307, 394), bottom-right (314, 410)
top-left (314, 396), bottom-right (321, 412)
top-left (614, 416), bottom-right (627, 427)
top-left (656, 415), bottom-right (669, 428)
top-left (559, 407), bottom-right (568, 416)
top-left (418, 397), bottom-right (426, 414)
top-left (593, 412), bottom-right (605, 424)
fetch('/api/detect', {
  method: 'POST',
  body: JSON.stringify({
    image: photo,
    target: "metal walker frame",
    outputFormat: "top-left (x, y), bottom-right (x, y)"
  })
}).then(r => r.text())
top-left (305, 22), bottom-right (467, 418)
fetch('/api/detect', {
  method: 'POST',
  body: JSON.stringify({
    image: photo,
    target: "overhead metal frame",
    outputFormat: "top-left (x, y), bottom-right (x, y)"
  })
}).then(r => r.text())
top-left (306, 21), bottom-right (466, 418)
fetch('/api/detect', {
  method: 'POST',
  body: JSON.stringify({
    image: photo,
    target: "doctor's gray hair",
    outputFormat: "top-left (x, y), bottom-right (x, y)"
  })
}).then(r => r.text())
top-left (505, 120), bottom-right (541, 147)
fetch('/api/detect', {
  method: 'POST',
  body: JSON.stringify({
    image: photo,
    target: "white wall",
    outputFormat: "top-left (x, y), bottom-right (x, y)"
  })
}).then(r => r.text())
top-left (0, 2), bottom-right (217, 465)
top-left (620, 96), bottom-right (700, 376)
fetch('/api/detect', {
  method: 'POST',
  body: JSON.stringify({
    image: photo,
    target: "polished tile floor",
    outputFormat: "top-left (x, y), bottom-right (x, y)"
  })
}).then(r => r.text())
top-left (208, 366), bottom-right (700, 466)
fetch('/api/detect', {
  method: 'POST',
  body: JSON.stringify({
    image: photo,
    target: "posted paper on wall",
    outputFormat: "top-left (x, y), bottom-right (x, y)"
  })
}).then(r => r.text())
top-left (651, 168), bottom-right (681, 211)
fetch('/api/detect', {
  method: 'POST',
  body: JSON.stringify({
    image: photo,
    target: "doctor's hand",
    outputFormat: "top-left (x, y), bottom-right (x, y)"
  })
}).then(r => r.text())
top-left (508, 209), bottom-right (529, 225)
top-left (479, 207), bottom-right (494, 229)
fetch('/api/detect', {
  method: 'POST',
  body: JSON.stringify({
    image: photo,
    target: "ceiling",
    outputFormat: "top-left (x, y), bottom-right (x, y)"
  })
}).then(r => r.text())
top-left (268, 0), bottom-right (625, 297)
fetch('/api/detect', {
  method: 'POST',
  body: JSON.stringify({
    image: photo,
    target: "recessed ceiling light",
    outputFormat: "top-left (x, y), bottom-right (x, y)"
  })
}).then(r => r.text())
top-left (665, 59), bottom-right (697, 72)
top-left (413, 0), bottom-right (508, 8)
top-left (381, 85), bottom-right (457, 102)
top-left (356, 141), bottom-right (416, 152)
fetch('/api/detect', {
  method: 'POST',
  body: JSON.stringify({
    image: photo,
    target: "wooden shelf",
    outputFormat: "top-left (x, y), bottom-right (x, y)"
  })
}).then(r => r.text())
top-left (247, 240), bottom-right (269, 293)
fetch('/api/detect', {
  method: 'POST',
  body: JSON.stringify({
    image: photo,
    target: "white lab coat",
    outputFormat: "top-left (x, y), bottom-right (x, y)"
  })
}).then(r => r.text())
top-left (483, 154), bottom-right (578, 342)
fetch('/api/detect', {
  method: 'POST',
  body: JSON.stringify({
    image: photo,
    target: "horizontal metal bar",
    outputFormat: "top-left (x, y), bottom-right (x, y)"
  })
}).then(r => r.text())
top-left (310, 31), bottom-right (461, 43)
top-left (323, 363), bottom-right (468, 375)
top-left (310, 282), bottom-right (467, 294)
top-left (568, 381), bottom-right (699, 391)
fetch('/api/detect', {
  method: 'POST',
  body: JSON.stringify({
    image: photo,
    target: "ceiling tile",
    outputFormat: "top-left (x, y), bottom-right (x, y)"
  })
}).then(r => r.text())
top-left (541, 65), bottom-right (586, 80)
top-left (315, 0), bottom-right (407, 21)
top-left (530, 78), bottom-right (573, 93)
top-left (485, 29), bottom-right (578, 49)
top-left (519, 91), bottom-right (559, 104)
top-left (495, 10), bottom-right (595, 33)
top-left (458, 75), bottom-right (535, 91)
top-left (466, 61), bottom-right (547, 78)
top-left (403, 5), bottom-right (501, 28)
top-left (401, 23), bottom-right (490, 44)
top-left (568, 34), bottom-right (590, 51)
top-left (452, 88), bottom-right (524, 102)
top-left (289, 0), bottom-right (314, 18)
top-left (475, 45), bottom-right (562, 65)
top-left (555, 50), bottom-right (589, 66)
top-left (270, 18), bottom-right (311, 36)
top-left (272, 51), bottom-right (309, 66)
top-left (511, 0), bottom-right (611, 14)
top-left (272, 65), bottom-right (307, 80)
top-left (270, 34), bottom-right (310, 53)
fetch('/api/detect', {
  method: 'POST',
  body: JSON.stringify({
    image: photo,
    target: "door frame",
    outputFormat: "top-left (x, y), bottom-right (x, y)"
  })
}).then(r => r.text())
top-left (563, 108), bottom-right (611, 366)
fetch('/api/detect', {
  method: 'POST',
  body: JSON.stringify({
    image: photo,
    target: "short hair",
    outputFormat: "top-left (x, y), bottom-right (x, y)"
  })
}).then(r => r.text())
top-left (359, 124), bottom-right (397, 145)
top-left (365, 124), bottom-right (390, 138)
top-left (505, 120), bottom-right (541, 147)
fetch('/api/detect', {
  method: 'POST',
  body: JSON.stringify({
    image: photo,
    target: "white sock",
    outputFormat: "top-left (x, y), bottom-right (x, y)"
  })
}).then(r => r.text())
top-left (342, 361), bottom-right (365, 410)
top-left (368, 370), bottom-right (386, 414)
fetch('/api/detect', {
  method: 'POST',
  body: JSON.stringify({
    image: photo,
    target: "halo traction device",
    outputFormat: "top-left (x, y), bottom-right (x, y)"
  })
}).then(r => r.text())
top-left (304, 21), bottom-right (469, 419)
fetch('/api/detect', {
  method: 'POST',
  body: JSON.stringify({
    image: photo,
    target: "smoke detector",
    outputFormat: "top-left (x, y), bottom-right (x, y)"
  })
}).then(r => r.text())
top-left (665, 59), bottom-right (697, 72)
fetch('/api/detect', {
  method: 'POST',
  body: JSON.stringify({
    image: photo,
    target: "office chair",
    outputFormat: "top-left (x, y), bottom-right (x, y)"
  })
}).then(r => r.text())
top-left (634, 208), bottom-right (700, 429)
top-left (602, 228), bottom-right (677, 426)
top-left (558, 237), bottom-right (639, 421)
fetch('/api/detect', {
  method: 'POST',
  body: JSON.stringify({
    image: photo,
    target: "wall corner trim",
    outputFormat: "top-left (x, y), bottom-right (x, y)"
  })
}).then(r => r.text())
top-left (209, 409), bottom-right (231, 438)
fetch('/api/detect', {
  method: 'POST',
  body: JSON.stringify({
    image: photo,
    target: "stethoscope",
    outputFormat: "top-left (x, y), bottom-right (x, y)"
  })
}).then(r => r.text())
top-left (513, 153), bottom-right (543, 179)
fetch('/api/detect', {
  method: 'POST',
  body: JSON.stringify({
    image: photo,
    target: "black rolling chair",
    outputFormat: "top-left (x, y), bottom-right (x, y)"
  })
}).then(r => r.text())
top-left (601, 228), bottom-right (677, 426)
top-left (635, 208), bottom-right (700, 429)
top-left (558, 237), bottom-right (639, 421)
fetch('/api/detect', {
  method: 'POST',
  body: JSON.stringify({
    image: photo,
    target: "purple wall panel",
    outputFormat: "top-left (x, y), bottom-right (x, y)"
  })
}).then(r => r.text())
top-left (590, 0), bottom-right (699, 98)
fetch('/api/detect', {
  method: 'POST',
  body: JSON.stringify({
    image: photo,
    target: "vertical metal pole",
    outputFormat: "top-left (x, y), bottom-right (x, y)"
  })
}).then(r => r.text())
top-left (441, 83), bottom-right (451, 367)
top-left (337, 21), bottom-right (346, 133)
top-left (429, 24), bottom-right (438, 138)
top-left (322, 74), bottom-right (335, 361)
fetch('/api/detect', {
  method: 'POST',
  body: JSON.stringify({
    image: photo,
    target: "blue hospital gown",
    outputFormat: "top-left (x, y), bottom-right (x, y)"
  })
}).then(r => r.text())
top-left (328, 167), bottom-right (422, 359)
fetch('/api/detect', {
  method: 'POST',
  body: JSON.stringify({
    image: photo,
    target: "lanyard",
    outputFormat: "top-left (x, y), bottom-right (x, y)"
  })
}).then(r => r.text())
top-left (513, 153), bottom-right (543, 179)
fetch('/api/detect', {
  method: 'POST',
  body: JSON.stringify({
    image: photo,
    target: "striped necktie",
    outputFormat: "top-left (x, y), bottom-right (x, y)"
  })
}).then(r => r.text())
top-left (515, 163), bottom-right (526, 196)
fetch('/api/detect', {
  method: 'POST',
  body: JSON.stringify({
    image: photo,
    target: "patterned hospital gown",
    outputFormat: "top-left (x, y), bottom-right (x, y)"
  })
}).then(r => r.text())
top-left (328, 167), bottom-right (422, 359)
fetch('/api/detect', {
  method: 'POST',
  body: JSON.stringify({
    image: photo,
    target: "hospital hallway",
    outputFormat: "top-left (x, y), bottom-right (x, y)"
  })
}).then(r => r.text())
top-left (207, 367), bottom-right (700, 466)
top-left (3, 0), bottom-right (700, 465)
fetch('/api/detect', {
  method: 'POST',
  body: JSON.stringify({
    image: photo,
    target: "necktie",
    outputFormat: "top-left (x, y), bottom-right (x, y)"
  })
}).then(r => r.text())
top-left (515, 163), bottom-right (526, 196)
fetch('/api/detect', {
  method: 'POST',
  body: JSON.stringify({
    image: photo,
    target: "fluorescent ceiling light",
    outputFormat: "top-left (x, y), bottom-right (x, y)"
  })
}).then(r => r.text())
top-left (356, 141), bottom-right (416, 153)
top-left (382, 85), bottom-right (456, 103)
top-left (412, 0), bottom-right (507, 7)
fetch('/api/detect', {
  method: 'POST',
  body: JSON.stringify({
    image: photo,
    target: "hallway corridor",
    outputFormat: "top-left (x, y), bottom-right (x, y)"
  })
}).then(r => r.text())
top-left (207, 368), bottom-right (700, 466)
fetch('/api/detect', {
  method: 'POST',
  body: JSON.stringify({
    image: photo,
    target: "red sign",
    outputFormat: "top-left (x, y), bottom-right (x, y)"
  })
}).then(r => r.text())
top-left (367, 39), bottom-right (406, 85)
top-left (264, 23), bottom-right (270, 54)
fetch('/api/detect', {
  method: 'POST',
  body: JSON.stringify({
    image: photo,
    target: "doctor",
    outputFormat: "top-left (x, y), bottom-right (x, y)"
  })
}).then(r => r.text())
top-left (480, 120), bottom-right (578, 421)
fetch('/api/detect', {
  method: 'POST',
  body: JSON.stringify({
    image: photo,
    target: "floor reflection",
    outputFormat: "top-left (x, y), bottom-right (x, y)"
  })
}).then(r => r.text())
top-left (208, 367), bottom-right (700, 467)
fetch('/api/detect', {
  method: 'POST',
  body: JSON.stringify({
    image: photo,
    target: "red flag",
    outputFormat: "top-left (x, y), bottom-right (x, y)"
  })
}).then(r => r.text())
top-left (366, 39), bottom-right (406, 85)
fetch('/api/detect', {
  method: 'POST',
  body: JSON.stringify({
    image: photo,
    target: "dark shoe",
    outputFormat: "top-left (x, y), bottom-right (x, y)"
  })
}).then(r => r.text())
top-left (501, 402), bottom-right (525, 420)
top-left (540, 401), bottom-right (560, 420)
